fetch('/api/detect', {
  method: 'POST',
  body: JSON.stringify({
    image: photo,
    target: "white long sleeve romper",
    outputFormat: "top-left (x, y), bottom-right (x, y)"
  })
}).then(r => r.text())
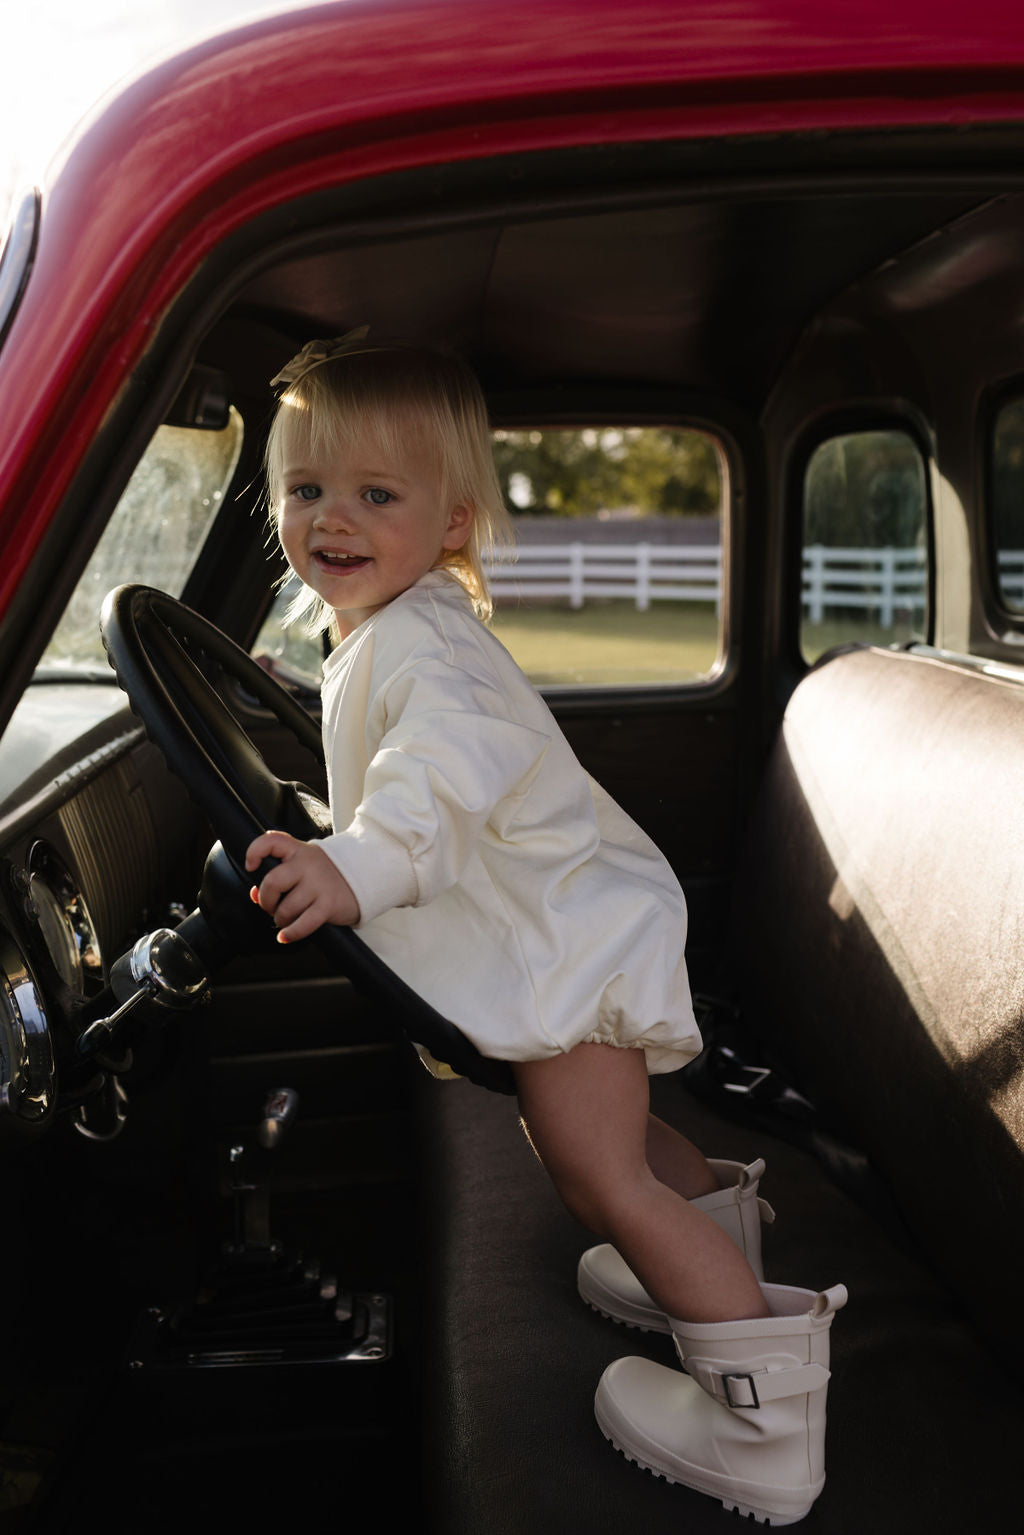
top-left (315, 571), bottom-right (702, 1077)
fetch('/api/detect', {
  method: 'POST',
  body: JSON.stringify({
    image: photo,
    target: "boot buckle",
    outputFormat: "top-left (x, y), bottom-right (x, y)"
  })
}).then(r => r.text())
top-left (722, 1372), bottom-right (761, 1409)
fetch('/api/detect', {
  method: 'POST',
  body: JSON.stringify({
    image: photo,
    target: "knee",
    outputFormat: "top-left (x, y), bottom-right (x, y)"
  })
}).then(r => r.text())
top-left (544, 1159), bottom-right (640, 1237)
top-left (517, 1122), bottom-right (610, 1232)
top-left (551, 1173), bottom-right (610, 1236)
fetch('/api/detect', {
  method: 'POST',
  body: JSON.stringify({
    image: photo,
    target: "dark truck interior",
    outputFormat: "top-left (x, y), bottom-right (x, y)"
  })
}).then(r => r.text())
top-left (4, 128), bottom-right (1024, 1532)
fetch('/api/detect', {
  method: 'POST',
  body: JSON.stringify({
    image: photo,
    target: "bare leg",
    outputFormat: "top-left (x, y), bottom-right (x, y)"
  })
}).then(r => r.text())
top-left (514, 1043), bottom-right (768, 1325)
top-left (645, 1114), bottom-right (720, 1201)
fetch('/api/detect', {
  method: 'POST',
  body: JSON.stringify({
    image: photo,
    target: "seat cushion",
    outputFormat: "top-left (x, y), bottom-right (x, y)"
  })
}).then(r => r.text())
top-left (418, 1072), bottom-right (1024, 1534)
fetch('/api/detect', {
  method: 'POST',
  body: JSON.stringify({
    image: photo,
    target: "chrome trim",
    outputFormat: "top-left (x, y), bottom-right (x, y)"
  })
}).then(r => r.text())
top-left (0, 188), bottom-right (40, 353)
top-left (26, 840), bottom-right (103, 995)
top-left (0, 929), bottom-right (55, 1130)
top-left (128, 928), bottom-right (209, 1007)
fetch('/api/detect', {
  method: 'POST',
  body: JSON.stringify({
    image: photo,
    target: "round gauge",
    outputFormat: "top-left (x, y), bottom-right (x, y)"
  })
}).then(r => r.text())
top-left (26, 843), bottom-right (102, 996)
top-left (0, 930), bottom-right (55, 1134)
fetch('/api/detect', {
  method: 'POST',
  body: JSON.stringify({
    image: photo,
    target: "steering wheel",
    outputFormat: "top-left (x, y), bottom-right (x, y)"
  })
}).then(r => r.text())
top-left (99, 584), bottom-right (515, 1094)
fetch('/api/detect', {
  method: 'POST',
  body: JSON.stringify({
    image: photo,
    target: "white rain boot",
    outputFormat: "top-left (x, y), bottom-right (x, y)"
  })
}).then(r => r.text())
top-left (595, 1282), bottom-right (847, 1527)
top-left (577, 1158), bottom-right (775, 1333)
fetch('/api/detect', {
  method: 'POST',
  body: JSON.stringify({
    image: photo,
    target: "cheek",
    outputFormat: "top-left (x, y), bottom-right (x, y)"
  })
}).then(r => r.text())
top-left (277, 509), bottom-right (305, 565)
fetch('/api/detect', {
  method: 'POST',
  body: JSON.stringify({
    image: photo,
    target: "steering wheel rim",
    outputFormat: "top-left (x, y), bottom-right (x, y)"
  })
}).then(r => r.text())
top-left (99, 584), bottom-right (515, 1094)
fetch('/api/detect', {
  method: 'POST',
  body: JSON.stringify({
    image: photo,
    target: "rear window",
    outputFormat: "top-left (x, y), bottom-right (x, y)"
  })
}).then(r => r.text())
top-left (801, 428), bottom-right (929, 662)
top-left (991, 396), bottom-right (1024, 612)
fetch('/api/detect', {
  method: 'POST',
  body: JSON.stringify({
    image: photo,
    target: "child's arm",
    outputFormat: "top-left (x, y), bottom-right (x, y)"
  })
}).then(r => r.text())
top-left (245, 829), bottom-right (361, 944)
top-left (317, 681), bottom-right (552, 925)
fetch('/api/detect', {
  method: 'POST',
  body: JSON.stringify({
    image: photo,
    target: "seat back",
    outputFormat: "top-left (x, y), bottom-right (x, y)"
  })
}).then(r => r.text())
top-left (733, 647), bottom-right (1024, 1346)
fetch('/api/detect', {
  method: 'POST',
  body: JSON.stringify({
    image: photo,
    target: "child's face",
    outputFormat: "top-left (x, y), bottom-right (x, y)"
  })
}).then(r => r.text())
top-left (277, 432), bottom-right (473, 638)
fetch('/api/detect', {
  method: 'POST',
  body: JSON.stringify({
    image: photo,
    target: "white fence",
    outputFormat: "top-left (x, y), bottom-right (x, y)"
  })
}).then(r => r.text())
top-left (998, 551), bottom-right (1024, 604)
top-left (487, 543), bottom-right (722, 612)
top-left (485, 542), bottom-right (930, 625)
top-left (802, 546), bottom-right (926, 626)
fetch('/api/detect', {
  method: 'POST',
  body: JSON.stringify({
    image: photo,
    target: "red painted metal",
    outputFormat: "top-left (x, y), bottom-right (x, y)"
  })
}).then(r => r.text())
top-left (3, 0), bottom-right (1024, 613)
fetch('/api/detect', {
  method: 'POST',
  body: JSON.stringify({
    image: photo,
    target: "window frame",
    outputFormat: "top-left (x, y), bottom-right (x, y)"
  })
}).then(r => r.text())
top-left (783, 407), bottom-right (936, 673)
top-left (486, 394), bottom-right (745, 708)
top-left (981, 374), bottom-right (1024, 636)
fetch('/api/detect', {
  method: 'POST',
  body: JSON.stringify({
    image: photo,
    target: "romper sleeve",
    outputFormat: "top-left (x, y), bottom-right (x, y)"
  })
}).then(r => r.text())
top-left (315, 657), bottom-right (552, 925)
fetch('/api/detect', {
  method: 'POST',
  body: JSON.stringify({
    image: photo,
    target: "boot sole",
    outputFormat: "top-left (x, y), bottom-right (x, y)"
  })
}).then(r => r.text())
top-left (582, 1296), bottom-right (672, 1335)
top-left (596, 1409), bottom-right (817, 1527)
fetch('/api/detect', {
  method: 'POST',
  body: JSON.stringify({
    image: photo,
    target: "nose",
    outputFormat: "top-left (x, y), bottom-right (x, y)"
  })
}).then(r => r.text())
top-left (312, 494), bottom-right (356, 532)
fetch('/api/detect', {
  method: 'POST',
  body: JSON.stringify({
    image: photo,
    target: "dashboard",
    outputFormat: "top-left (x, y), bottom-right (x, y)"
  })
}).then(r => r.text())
top-left (0, 683), bottom-right (207, 1139)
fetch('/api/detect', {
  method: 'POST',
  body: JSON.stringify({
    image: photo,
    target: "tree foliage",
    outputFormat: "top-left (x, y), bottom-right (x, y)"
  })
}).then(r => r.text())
top-left (803, 431), bottom-right (926, 549)
top-left (993, 399), bottom-right (1024, 552)
top-left (492, 428), bottom-right (721, 518)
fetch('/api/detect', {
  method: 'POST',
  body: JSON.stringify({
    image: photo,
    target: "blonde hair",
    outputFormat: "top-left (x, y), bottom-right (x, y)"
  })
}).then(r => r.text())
top-left (265, 344), bottom-right (514, 632)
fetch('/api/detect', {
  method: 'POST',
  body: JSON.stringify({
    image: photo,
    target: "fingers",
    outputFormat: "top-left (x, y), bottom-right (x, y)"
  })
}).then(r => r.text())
top-left (245, 829), bottom-right (296, 872)
top-left (242, 831), bottom-right (360, 942)
top-left (274, 898), bottom-right (333, 945)
top-left (247, 850), bottom-right (307, 920)
top-left (259, 870), bottom-right (312, 927)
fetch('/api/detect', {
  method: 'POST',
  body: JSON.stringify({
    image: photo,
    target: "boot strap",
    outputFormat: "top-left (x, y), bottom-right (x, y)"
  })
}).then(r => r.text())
top-left (686, 1359), bottom-right (830, 1408)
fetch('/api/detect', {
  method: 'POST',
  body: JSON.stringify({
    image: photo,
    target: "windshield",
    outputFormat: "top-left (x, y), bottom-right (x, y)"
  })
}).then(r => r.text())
top-left (36, 409), bottom-right (244, 677)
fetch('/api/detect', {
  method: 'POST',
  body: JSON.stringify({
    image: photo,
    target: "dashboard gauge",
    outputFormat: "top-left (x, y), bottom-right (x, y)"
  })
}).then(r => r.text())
top-left (26, 842), bottom-right (102, 995)
top-left (0, 930), bottom-right (55, 1133)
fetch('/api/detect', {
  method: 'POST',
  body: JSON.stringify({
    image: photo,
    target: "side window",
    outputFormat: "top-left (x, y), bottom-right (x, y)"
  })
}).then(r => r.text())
top-left (801, 429), bottom-right (928, 663)
top-left (991, 397), bottom-right (1024, 612)
top-left (256, 425), bottom-right (726, 689)
top-left (256, 573), bottom-right (328, 682)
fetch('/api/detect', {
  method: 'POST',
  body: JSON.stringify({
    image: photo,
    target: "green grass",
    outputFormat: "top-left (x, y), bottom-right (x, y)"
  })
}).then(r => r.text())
top-left (490, 601), bottom-right (919, 685)
top-left (490, 601), bottom-right (721, 685)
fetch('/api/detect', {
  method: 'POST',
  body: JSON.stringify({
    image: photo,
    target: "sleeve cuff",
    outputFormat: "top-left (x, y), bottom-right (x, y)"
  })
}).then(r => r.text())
top-left (315, 822), bottom-right (419, 926)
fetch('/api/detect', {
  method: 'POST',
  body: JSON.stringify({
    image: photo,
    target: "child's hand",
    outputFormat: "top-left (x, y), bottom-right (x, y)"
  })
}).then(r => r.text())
top-left (244, 830), bottom-right (361, 944)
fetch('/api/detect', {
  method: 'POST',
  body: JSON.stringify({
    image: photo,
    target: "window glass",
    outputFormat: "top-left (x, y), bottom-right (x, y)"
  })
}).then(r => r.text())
top-left (991, 397), bottom-right (1024, 611)
top-left (256, 573), bottom-right (327, 683)
top-left (37, 410), bottom-right (244, 677)
top-left (801, 429), bottom-right (928, 663)
top-left (256, 426), bottom-right (726, 689)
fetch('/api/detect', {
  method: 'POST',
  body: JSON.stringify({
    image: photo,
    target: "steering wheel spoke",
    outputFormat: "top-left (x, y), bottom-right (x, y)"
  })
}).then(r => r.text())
top-left (136, 611), bottom-right (288, 830)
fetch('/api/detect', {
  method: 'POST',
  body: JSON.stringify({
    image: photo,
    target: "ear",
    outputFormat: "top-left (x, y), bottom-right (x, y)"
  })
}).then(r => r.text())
top-left (442, 500), bottom-right (475, 551)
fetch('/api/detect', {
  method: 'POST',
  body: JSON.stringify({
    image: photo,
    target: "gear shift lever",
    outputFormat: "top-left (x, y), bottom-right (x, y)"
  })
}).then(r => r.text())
top-left (224, 1088), bottom-right (298, 1263)
top-left (259, 1086), bottom-right (298, 1148)
top-left (132, 1086), bottom-right (391, 1367)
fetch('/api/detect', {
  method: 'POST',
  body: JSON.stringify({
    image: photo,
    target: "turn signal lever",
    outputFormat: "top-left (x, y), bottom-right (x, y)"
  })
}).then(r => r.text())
top-left (76, 927), bottom-right (210, 1061)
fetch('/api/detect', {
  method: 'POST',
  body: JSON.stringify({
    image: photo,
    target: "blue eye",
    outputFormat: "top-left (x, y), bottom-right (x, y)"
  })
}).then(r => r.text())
top-left (366, 487), bottom-right (394, 506)
top-left (293, 484), bottom-right (320, 501)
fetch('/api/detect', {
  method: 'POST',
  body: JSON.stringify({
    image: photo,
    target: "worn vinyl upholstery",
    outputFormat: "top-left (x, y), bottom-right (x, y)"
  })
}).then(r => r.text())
top-left (733, 647), bottom-right (1024, 1349)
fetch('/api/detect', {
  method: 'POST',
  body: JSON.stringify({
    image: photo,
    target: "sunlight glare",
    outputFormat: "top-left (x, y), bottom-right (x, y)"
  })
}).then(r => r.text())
top-left (1, 1), bottom-right (300, 224)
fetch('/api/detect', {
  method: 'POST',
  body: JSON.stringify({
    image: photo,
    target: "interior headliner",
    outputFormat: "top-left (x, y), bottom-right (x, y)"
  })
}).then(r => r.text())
top-left (234, 191), bottom-right (987, 410)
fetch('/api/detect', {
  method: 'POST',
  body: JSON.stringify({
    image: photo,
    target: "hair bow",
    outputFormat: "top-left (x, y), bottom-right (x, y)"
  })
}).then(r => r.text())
top-left (270, 325), bottom-right (371, 390)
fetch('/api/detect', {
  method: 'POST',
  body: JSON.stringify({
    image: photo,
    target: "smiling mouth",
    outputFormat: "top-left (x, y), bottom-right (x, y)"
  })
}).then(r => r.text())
top-left (314, 551), bottom-right (370, 572)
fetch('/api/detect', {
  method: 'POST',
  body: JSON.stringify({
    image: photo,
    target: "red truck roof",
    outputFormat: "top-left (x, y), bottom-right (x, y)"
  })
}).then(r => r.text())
top-left (3, 0), bottom-right (1024, 613)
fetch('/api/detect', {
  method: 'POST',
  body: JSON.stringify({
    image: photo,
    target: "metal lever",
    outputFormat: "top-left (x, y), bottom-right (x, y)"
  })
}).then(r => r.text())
top-left (76, 928), bottom-right (210, 1059)
top-left (224, 1090), bottom-right (298, 1260)
top-left (259, 1087), bottom-right (299, 1149)
top-left (76, 986), bottom-right (150, 1059)
top-left (226, 1143), bottom-right (276, 1258)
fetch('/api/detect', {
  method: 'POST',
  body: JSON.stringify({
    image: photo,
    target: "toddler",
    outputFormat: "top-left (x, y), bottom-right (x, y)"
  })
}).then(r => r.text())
top-left (245, 331), bottom-right (844, 1525)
